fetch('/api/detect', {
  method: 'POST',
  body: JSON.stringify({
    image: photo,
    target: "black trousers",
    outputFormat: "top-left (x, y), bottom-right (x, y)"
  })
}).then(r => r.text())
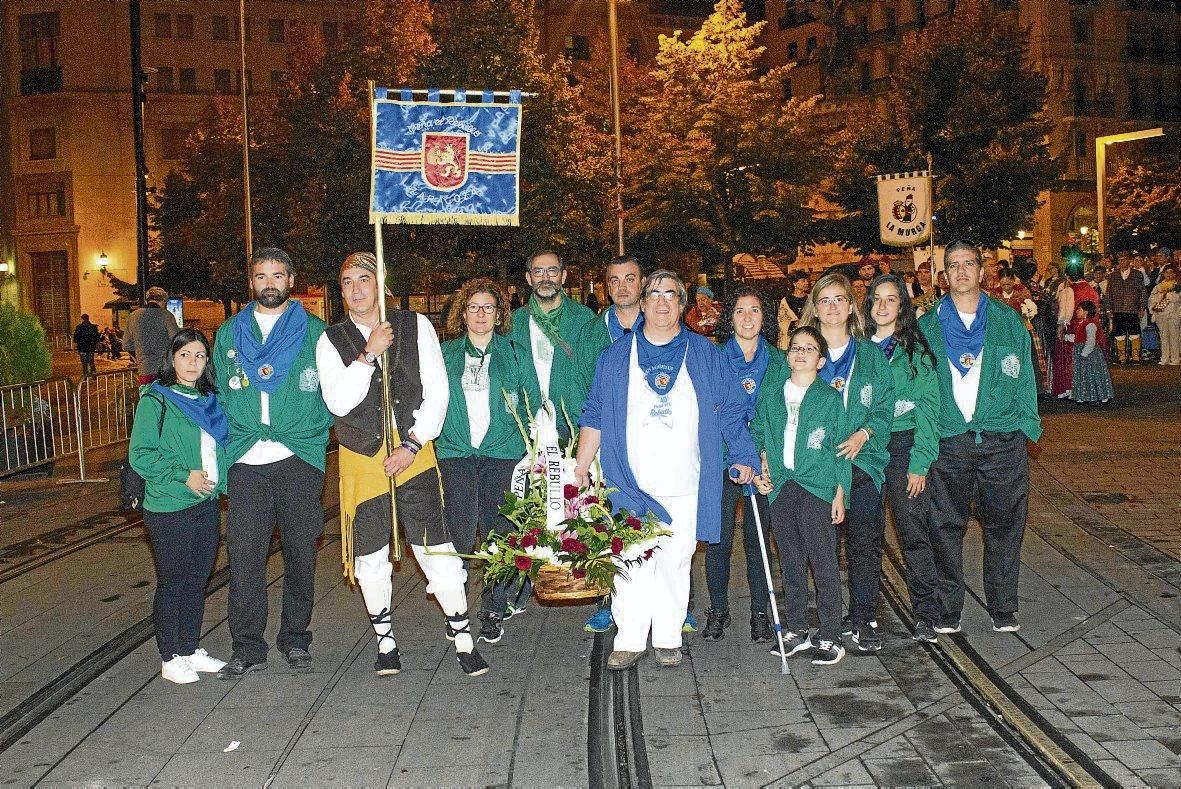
top-left (928, 431), bottom-right (1029, 619)
top-left (841, 465), bottom-right (886, 626)
top-left (705, 471), bottom-right (771, 615)
top-left (439, 455), bottom-right (521, 614)
top-left (226, 455), bottom-right (324, 663)
top-left (769, 482), bottom-right (842, 642)
top-left (881, 430), bottom-right (940, 624)
top-left (144, 498), bottom-right (221, 661)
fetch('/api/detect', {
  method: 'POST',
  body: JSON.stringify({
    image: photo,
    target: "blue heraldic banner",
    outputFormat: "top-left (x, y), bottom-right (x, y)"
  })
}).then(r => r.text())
top-left (370, 87), bottom-right (522, 226)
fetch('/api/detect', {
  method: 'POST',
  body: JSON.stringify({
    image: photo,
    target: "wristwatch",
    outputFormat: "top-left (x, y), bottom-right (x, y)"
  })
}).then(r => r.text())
top-left (363, 351), bottom-right (378, 364)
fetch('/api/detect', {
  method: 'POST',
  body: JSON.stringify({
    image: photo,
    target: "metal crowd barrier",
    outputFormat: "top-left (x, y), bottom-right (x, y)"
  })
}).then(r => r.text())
top-left (0, 377), bottom-right (79, 478)
top-left (0, 370), bottom-right (140, 483)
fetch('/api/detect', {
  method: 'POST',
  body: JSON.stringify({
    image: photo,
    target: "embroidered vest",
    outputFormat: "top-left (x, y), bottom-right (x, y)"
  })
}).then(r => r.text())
top-left (324, 311), bottom-right (422, 456)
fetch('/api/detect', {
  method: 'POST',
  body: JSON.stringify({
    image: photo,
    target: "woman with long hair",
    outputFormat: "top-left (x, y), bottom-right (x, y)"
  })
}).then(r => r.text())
top-left (799, 272), bottom-right (895, 652)
top-left (438, 278), bottom-right (541, 644)
top-left (701, 286), bottom-right (779, 643)
top-left (129, 328), bottom-right (229, 684)
top-left (863, 275), bottom-right (942, 642)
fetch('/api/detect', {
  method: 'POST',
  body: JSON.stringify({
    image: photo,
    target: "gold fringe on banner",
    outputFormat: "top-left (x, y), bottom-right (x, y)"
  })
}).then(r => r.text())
top-left (368, 211), bottom-right (519, 227)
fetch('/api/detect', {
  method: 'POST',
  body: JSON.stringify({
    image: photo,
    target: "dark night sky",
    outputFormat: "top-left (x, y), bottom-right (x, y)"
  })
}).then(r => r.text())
top-left (659, 1), bottom-right (767, 19)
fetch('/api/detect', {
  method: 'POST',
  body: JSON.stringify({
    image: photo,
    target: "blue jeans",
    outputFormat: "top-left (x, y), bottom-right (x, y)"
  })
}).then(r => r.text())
top-left (145, 498), bottom-right (220, 660)
top-left (704, 471), bottom-right (770, 615)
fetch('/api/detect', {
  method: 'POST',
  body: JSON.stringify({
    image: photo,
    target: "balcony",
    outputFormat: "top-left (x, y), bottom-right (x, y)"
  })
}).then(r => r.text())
top-left (20, 66), bottom-right (62, 95)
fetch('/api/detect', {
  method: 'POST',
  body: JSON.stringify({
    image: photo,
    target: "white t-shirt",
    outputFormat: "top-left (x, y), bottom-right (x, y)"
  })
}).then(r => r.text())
top-left (529, 318), bottom-right (555, 400)
top-left (949, 308), bottom-right (982, 424)
top-left (462, 349), bottom-right (491, 449)
top-left (782, 380), bottom-right (807, 470)
top-left (237, 310), bottom-right (295, 466)
top-left (625, 337), bottom-right (699, 497)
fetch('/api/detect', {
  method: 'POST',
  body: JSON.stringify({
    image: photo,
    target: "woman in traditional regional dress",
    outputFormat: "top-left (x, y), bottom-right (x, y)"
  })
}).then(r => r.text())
top-left (574, 270), bottom-right (759, 671)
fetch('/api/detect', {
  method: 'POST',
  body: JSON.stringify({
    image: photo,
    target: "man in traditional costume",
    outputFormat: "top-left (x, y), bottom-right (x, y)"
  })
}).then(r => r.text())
top-left (214, 248), bottom-right (334, 679)
top-left (316, 252), bottom-right (488, 677)
top-left (510, 250), bottom-right (595, 438)
top-left (574, 270), bottom-right (759, 670)
top-left (919, 240), bottom-right (1042, 636)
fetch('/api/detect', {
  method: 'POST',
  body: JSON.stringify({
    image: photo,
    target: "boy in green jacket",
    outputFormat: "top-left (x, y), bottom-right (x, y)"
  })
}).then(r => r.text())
top-left (919, 241), bottom-right (1042, 636)
top-left (751, 326), bottom-right (852, 667)
top-left (212, 248), bottom-right (333, 679)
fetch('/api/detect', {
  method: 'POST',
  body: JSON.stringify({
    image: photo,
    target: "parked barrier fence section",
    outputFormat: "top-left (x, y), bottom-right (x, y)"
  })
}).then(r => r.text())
top-left (0, 371), bottom-right (141, 482)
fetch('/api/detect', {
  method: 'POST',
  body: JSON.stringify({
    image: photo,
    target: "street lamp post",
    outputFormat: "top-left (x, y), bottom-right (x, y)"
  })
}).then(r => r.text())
top-left (1095, 128), bottom-right (1164, 254)
top-left (130, 0), bottom-right (149, 302)
top-left (607, 0), bottom-right (625, 256)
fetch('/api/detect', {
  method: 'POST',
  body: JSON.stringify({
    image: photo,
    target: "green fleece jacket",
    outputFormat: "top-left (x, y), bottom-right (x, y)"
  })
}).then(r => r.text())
top-left (510, 295), bottom-right (596, 426)
top-left (919, 296), bottom-right (1043, 442)
top-left (835, 340), bottom-right (895, 491)
top-left (213, 309), bottom-right (333, 470)
top-left (437, 334), bottom-right (542, 460)
top-left (886, 345), bottom-right (941, 476)
top-left (751, 365), bottom-right (853, 506)
top-left (129, 385), bottom-right (227, 513)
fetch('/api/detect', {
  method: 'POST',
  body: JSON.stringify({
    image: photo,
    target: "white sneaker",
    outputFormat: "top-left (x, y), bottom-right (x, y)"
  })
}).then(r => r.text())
top-left (162, 655), bottom-right (200, 684)
top-left (187, 648), bottom-right (227, 673)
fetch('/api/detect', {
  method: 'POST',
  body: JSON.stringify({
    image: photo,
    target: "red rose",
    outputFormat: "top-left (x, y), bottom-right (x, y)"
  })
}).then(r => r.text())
top-left (528, 528), bottom-right (542, 538)
top-left (572, 568), bottom-right (587, 579)
top-left (583, 495), bottom-right (599, 505)
top-left (561, 537), bottom-right (588, 555)
top-left (643, 548), bottom-right (654, 560)
top-left (626, 515), bottom-right (642, 530)
top-left (508, 535), bottom-right (518, 548)
top-left (521, 534), bottom-right (537, 549)
top-left (564, 483), bottom-right (579, 500)
top-left (611, 537), bottom-right (624, 555)
top-left (515, 555), bottom-right (533, 571)
top-left (593, 523), bottom-right (607, 533)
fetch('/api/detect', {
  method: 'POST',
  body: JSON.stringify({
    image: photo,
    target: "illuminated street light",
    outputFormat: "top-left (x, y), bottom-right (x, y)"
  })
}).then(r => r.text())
top-left (1095, 128), bottom-right (1164, 254)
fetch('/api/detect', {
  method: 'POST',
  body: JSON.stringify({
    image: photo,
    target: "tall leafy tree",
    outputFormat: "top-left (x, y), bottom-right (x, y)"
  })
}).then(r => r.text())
top-left (1105, 141), bottom-right (1181, 254)
top-left (625, 0), bottom-right (829, 290)
top-left (822, 0), bottom-right (1060, 251)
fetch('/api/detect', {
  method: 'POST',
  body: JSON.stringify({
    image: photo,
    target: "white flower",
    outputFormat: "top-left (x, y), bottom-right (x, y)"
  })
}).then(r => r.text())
top-left (894, 399), bottom-right (916, 418)
top-left (621, 537), bottom-right (660, 562)
top-left (486, 542), bottom-right (500, 555)
top-left (807, 427), bottom-right (826, 450)
top-left (1021, 299), bottom-right (1038, 319)
top-left (525, 545), bottom-right (555, 562)
top-left (859, 384), bottom-right (873, 408)
top-left (1001, 353), bottom-right (1020, 379)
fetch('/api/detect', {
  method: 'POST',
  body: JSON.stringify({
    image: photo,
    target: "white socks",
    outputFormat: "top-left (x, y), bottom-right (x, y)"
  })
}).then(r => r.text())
top-left (412, 543), bottom-right (474, 653)
top-left (355, 548), bottom-right (397, 653)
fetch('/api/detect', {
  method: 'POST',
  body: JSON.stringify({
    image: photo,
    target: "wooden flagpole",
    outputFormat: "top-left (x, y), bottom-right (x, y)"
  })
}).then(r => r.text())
top-left (370, 80), bottom-right (402, 563)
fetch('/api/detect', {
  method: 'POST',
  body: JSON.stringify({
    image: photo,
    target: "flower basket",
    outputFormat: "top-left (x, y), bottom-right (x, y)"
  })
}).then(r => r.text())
top-left (534, 563), bottom-right (610, 603)
top-left (468, 396), bottom-right (670, 606)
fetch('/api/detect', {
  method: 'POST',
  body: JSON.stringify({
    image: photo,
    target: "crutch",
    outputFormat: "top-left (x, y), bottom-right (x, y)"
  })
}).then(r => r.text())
top-left (730, 468), bottom-right (789, 675)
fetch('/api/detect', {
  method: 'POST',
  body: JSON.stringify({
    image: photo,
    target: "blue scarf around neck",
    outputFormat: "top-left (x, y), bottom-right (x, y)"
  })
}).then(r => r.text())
top-left (875, 334), bottom-right (898, 360)
top-left (231, 300), bottom-right (308, 394)
top-left (724, 335), bottom-right (769, 423)
top-left (150, 382), bottom-right (229, 444)
top-left (636, 325), bottom-right (688, 395)
top-left (819, 338), bottom-right (856, 392)
top-left (938, 293), bottom-right (988, 377)
top-left (606, 306), bottom-right (642, 342)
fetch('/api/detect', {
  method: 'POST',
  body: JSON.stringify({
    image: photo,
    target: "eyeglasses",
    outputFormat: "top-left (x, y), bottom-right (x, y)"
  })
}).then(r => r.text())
top-left (466, 303), bottom-right (497, 314)
top-left (816, 295), bottom-right (849, 307)
top-left (645, 289), bottom-right (681, 302)
top-left (529, 266), bottom-right (562, 278)
top-left (788, 344), bottom-right (820, 355)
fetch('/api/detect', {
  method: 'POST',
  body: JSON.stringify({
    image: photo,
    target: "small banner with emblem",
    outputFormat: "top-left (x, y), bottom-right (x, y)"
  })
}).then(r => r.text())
top-left (369, 86), bottom-right (523, 226)
top-left (875, 170), bottom-right (932, 247)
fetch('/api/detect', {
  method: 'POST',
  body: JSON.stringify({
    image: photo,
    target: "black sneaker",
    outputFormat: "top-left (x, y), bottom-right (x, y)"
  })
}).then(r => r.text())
top-left (478, 611), bottom-right (504, 644)
top-left (769, 630), bottom-right (812, 657)
top-left (841, 615), bottom-right (877, 636)
top-left (912, 620), bottom-right (938, 643)
top-left (992, 612), bottom-right (1021, 632)
top-left (283, 648), bottom-right (313, 672)
top-left (810, 639), bottom-right (846, 665)
top-left (750, 612), bottom-right (774, 643)
top-left (457, 648), bottom-right (490, 677)
top-left (216, 656), bottom-right (268, 680)
top-left (374, 648), bottom-right (401, 676)
top-left (852, 623), bottom-right (882, 652)
top-left (934, 616), bottom-right (962, 634)
top-left (702, 607), bottom-right (730, 641)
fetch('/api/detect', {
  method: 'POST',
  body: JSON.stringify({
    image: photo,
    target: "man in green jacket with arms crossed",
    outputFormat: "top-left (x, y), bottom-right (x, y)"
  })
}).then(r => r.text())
top-left (511, 250), bottom-right (595, 439)
top-left (919, 240), bottom-right (1042, 636)
top-left (214, 247), bottom-right (334, 679)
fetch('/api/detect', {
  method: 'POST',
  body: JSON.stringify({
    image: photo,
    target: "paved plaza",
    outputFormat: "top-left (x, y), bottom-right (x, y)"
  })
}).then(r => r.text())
top-left (0, 367), bottom-right (1178, 787)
